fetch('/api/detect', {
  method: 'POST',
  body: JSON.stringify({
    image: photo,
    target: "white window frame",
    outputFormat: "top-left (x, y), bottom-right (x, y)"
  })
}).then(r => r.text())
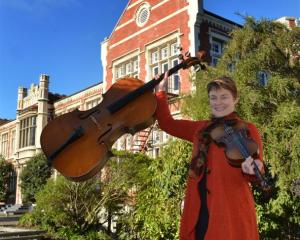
top-left (1, 132), bottom-right (8, 157)
top-left (147, 40), bottom-right (180, 94)
top-left (19, 115), bottom-right (37, 148)
top-left (126, 63), bottom-right (132, 74)
top-left (212, 40), bottom-right (222, 55)
top-left (118, 66), bottom-right (125, 78)
top-left (10, 130), bottom-right (16, 156)
top-left (161, 47), bottom-right (168, 60)
top-left (85, 98), bottom-right (101, 110)
top-left (171, 42), bottom-right (179, 56)
top-left (152, 51), bottom-right (159, 64)
top-left (209, 31), bottom-right (230, 67)
top-left (112, 51), bottom-right (139, 82)
top-left (152, 66), bottom-right (159, 77)
top-left (133, 60), bottom-right (139, 72)
top-left (171, 59), bottom-right (180, 93)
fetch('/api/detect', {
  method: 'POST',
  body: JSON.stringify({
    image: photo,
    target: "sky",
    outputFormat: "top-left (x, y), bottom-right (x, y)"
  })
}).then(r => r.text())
top-left (0, 0), bottom-right (299, 120)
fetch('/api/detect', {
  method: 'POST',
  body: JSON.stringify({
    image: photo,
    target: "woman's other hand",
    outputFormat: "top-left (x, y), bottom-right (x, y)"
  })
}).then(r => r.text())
top-left (155, 71), bottom-right (169, 92)
top-left (241, 156), bottom-right (264, 175)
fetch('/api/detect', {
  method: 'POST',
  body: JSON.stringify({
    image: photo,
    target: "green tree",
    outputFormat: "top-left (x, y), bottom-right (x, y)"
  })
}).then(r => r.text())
top-left (0, 155), bottom-right (14, 203)
top-left (25, 175), bottom-right (109, 239)
top-left (183, 17), bottom-right (300, 239)
top-left (97, 150), bottom-right (152, 238)
top-left (19, 153), bottom-right (52, 203)
top-left (119, 140), bottom-right (192, 240)
top-left (20, 151), bottom-right (151, 239)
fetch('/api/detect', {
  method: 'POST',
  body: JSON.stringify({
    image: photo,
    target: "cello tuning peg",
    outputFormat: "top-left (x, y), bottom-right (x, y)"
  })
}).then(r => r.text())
top-left (185, 51), bottom-right (191, 57)
top-left (193, 64), bottom-right (202, 72)
top-left (178, 53), bottom-right (184, 60)
top-left (197, 50), bottom-right (207, 61)
top-left (178, 46), bottom-right (183, 52)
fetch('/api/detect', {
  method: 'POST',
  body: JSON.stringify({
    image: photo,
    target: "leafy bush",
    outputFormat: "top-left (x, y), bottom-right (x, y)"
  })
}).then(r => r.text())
top-left (19, 153), bottom-right (52, 203)
top-left (20, 151), bottom-right (150, 239)
top-left (119, 140), bottom-right (192, 240)
top-left (0, 155), bottom-right (14, 203)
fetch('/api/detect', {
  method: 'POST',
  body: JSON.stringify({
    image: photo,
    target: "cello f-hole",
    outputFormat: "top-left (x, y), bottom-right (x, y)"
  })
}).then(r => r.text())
top-left (97, 124), bottom-right (113, 144)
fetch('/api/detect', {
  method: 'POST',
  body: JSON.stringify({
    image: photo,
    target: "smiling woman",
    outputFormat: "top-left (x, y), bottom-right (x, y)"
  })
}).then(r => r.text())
top-left (155, 73), bottom-right (265, 240)
top-left (207, 76), bottom-right (239, 118)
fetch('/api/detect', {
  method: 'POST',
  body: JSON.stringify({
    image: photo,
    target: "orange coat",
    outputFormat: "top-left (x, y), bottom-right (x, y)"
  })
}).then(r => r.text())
top-left (155, 92), bottom-right (262, 240)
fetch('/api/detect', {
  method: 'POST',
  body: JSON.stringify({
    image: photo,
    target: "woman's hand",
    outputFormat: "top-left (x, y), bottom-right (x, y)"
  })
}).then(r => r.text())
top-left (241, 156), bottom-right (264, 175)
top-left (155, 71), bottom-right (169, 92)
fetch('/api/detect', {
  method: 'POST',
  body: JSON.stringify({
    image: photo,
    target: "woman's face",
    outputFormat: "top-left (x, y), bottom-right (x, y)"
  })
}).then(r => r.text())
top-left (209, 88), bottom-right (238, 117)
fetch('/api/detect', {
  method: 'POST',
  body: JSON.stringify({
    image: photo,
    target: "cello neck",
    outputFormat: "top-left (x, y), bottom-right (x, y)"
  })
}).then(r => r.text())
top-left (107, 61), bottom-right (187, 114)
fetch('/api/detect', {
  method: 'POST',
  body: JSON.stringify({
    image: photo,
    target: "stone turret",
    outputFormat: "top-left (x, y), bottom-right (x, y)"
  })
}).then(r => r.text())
top-left (38, 74), bottom-right (49, 101)
top-left (17, 87), bottom-right (27, 111)
top-left (36, 74), bottom-right (50, 148)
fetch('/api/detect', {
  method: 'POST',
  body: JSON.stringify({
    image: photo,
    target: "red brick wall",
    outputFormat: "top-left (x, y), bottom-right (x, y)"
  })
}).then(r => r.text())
top-left (104, 0), bottom-right (191, 92)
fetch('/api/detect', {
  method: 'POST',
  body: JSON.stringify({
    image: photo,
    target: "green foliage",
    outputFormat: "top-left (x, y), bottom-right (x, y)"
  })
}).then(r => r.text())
top-left (20, 151), bottom-right (151, 239)
top-left (19, 153), bottom-right (52, 203)
top-left (184, 17), bottom-right (300, 238)
top-left (42, 176), bottom-right (102, 232)
top-left (222, 17), bottom-right (300, 78)
top-left (21, 175), bottom-right (108, 239)
top-left (119, 140), bottom-right (192, 240)
top-left (0, 155), bottom-right (14, 202)
top-left (102, 150), bottom-right (152, 237)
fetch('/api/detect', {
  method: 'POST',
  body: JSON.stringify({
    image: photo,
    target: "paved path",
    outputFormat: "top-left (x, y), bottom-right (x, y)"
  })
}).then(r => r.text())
top-left (0, 226), bottom-right (47, 239)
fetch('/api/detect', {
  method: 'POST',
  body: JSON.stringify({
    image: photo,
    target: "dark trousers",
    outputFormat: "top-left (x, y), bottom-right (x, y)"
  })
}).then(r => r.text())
top-left (195, 174), bottom-right (209, 240)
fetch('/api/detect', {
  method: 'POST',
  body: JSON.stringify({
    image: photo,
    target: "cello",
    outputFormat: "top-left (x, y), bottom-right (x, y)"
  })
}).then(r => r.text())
top-left (40, 51), bottom-right (206, 181)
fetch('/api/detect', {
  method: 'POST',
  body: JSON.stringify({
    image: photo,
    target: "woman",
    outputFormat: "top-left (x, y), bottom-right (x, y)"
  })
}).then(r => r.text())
top-left (155, 74), bottom-right (264, 240)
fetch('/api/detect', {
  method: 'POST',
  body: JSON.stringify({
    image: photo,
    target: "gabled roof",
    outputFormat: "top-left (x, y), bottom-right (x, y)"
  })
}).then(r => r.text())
top-left (107, 0), bottom-right (132, 40)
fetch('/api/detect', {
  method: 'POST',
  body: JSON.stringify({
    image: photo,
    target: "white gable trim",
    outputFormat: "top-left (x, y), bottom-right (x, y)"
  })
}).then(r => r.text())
top-left (187, 0), bottom-right (201, 55)
top-left (127, 0), bottom-right (144, 10)
top-left (115, 0), bottom-right (171, 31)
top-left (101, 39), bottom-right (109, 92)
top-left (151, 0), bottom-right (170, 10)
top-left (115, 19), bottom-right (135, 31)
top-left (109, 6), bottom-right (188, 50)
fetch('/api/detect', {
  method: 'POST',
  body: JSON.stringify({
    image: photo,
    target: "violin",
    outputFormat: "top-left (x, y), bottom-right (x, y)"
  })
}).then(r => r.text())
top-left (40, 51), bottom-right (207, 181)
top-left (210, 121), bottom-right (270, 190)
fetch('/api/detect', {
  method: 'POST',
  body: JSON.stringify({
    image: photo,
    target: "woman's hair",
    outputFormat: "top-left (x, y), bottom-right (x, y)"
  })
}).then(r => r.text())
top-left (206, 76), bottom-right (238, 99)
